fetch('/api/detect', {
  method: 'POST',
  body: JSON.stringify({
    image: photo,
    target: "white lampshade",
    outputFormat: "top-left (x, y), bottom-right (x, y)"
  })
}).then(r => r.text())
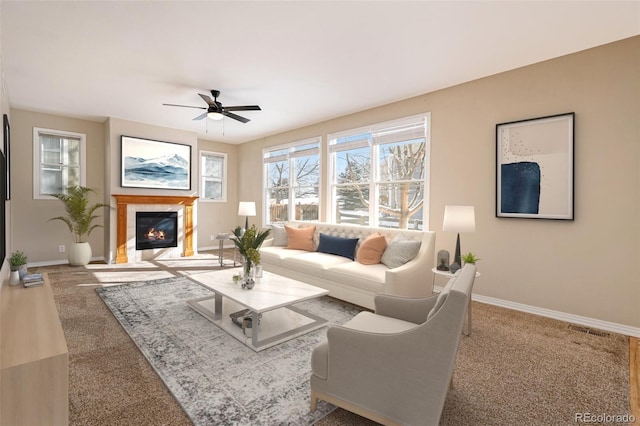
top-left (238, 201), bottom-right (256, 217)
top-left (443, 205), bottom-right (475, 233)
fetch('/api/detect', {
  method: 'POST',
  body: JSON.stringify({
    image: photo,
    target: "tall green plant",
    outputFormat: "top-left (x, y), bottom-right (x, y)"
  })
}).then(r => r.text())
top-left (49, 186), bottom-right (109, 243)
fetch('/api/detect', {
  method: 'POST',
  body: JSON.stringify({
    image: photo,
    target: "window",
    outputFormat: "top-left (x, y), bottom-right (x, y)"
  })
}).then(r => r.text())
top-left (199, 151), bottom-right (227, 201)
top-left (33, 127), bottom-right (86, 199)
top-left (263, 137), bottom-right (321, 224)
top-left (328, 114), bottom-right (430, 229)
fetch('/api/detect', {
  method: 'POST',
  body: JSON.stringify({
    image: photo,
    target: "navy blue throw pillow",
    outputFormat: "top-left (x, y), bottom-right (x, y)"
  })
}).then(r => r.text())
top-left (316, 233), bottom-right (359, 260)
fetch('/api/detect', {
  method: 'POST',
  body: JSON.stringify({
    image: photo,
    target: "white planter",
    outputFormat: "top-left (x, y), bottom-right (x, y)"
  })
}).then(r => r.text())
top-left (68, 242), bottom-right (92, 266)
top-left (9, 270), bottom-right (20, 286)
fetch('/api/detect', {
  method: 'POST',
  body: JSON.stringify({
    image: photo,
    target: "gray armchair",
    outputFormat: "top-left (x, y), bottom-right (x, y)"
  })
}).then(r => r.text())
top-left (310, 264), bottom-right (477, 426)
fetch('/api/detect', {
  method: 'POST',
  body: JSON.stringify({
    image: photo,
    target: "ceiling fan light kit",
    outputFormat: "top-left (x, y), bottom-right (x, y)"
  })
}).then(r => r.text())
top-left (163, 89), bottom-right (261, 124)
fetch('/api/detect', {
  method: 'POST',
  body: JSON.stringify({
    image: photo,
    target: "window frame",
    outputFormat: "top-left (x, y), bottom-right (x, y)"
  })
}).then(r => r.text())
top-left (327, 113), bottom-right (430, 229)
top-left (33, 127), bottom-right (86, 200)
top-left (199, 150), bottom-right (228, 202)
top-left (263, 137), bottom-right (321, 225)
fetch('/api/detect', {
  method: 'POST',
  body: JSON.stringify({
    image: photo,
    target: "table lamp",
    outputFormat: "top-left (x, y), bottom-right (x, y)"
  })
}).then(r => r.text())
top-left (442, 205), bottom-right (475, 273)
top-left (238, 201), bottom-right (256, 230)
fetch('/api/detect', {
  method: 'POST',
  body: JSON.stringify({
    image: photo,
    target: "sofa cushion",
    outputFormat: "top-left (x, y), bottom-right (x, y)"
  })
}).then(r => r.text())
top-left (285, 225), bottom-right (316, 251)
top-left (325, 262), bottom-right (386, 293)
top-left (356, 232), bottom-right (388, 265)
top-left (381, 234), bottom-right (421, 269)
top-left (270, 223), bottom-right (288, 246)
top-left (316, 233), bottom-right (359, 260)
top-left (259, 246), bottom-right (309, 267)
top-left (281, 252), bottom-right (352, 276)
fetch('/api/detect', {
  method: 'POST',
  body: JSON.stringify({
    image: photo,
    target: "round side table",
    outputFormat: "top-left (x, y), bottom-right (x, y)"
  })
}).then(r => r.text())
top-left (431, 267), bottom-right (481, 336)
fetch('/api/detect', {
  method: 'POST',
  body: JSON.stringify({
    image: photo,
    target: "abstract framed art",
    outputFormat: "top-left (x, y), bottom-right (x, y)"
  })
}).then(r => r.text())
top-left (121, 136), bottom-right (191, 190)
top-left (496, 112), bottom-right (575, 220)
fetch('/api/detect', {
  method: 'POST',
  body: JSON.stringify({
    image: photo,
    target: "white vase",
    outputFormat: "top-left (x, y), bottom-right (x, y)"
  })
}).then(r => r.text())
top-left (68, 242), bottom-right (92, 266)
top-left (9, 270), bottom-right (20, 286)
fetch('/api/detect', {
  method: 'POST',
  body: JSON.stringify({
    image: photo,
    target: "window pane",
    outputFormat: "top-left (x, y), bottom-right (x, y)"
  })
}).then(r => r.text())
top-left (40, 165), bottom-right (80, 195)
top-left (41, 167), bottom-right (63, 194)
top-left (294, 186), bottom-right (319, 221)
top-left (335, 184), bottom-right (369, 225)
top-left (203, 179), bottom-right (222, 199)
top-left (377, 182), bottom-right (424, 229)
top-left (378, 141), bottom-right (426, 182)
top-left (267, 189), bottom-right (289, 222)
top-left (267, 160), bottom-right (289, 189)
top-left (335, 146), bottom-right (370, 183)
top-left (294, 154), bottom-right (319, 186)
top-left (203, 155), bottom-right (223, 177)
top-left (64, 139), bottom-right (81, 166)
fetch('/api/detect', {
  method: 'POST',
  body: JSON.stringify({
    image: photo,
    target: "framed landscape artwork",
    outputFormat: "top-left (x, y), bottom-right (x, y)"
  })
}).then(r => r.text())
top-left (121, 136), bottom-right (191, 190)
top-left (496, 112), bottom-right (575, 220)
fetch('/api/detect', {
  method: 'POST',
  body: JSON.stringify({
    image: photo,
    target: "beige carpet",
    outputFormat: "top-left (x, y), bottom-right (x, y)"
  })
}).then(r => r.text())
top-left (37, 255), bottom-right (631, 425)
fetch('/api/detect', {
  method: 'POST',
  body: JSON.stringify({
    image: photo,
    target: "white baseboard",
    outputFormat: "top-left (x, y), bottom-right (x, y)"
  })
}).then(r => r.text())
top-left (435, 285), bottom-right (640, 338)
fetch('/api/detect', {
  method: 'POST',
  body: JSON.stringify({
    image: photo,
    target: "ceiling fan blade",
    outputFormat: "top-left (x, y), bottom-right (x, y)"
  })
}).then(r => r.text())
top-left (193, 112), bottom-right (208, 121)
top-left (163, 103), bottom-right (206, 110)
top-left (222, 105), bottom-right (262, 112)
top-left (198, 93), bottom-right (216, 106)
top-left (223, 111), bottom-right (250, 123)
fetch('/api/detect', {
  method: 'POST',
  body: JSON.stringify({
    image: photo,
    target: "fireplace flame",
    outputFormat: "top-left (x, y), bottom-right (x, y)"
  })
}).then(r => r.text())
top-left (145, 228), bottom-right (166, 241)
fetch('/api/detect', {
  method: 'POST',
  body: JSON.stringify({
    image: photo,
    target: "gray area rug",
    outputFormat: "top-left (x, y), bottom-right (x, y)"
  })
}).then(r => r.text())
top-left (97, 276), bottom-right (361, 425)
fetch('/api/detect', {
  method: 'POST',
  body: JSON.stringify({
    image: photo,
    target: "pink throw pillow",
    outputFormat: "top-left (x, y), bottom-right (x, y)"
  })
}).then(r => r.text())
top-left (356, 232), bottom-right (388, 265)
top-left (285, 225), bottom-right (316, 251)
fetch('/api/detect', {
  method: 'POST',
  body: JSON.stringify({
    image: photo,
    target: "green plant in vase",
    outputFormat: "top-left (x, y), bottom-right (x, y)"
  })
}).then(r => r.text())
top-left (231, 225), bottom-right (271, 288)
top-left (461, 252), bottom-right (480, 265)
top-left (9, 250), bottom-right (28, 280)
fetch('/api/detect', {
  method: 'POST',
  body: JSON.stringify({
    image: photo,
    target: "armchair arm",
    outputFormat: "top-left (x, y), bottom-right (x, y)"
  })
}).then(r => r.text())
top-left (383, 231), bottom-right (435, 298)
top-left (374, 294), bottom-right (437, 324)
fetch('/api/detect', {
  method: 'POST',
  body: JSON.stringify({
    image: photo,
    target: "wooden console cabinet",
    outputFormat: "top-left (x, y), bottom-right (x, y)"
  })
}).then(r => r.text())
top-left (1, 274), bottom-right (69, 425)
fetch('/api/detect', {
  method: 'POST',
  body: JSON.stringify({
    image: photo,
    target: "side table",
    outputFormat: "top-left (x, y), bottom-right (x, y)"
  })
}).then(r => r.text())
top-left (215, 234), bottom-right (237, 267)
top-left (431, 267), bottom-right (481, 336)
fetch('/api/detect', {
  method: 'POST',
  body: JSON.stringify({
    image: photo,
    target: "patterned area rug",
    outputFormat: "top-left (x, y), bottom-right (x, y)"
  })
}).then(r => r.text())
top-left (96, 275), bottom-right (362, 425)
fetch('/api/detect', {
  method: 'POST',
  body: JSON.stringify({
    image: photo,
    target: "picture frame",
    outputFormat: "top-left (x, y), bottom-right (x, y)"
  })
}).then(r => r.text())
top-left (121, 136), bottom-right (191, 190)
top-left (3, 114), bottom-right (10, 200)
top-left (496, 112), bottom-right (575, 220)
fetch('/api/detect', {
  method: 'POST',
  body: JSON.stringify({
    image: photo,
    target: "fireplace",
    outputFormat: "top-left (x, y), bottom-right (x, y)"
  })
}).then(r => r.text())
top-left (136, 211), bottom-right (178, 250)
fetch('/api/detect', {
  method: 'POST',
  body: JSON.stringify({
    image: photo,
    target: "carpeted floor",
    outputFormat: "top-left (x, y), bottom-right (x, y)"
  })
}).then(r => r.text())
top-left (36, 254), bottom-right (632, 425)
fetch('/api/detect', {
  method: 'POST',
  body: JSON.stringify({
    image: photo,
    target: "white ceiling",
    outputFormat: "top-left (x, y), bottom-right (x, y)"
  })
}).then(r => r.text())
top-left (2, 1), bottom-right (639, 144)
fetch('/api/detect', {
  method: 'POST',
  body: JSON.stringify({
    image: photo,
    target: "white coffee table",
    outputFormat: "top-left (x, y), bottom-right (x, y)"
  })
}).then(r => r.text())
top-left (186, 269), bottom-right (329, 351)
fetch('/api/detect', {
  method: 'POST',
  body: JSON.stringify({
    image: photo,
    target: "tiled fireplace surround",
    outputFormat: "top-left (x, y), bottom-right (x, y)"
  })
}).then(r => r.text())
top-left (113, 195), bottom-right (197, 264)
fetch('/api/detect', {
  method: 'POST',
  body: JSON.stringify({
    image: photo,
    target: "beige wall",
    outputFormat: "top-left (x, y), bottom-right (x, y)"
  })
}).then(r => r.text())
top-left (9, 110), bottom-right (106, 264)
top-left (238, 36), bottom-right (640, 328)
top-left (196, 139), bottom-right (239, 250)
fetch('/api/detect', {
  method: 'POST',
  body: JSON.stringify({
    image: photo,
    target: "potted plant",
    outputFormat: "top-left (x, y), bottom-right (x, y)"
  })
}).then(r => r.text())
top-left (461, 252), bottom-right (480, 265)
top-left (230, 225), bottom-right (270, 289)
top-left (49, 185), bottom-right (109, 266)
top-left (9, 250), bottom-right (28, 284)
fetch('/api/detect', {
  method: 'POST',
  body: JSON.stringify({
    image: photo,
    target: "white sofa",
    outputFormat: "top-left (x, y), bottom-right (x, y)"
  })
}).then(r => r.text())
top-left (259, 221), bottom-right (436, 310)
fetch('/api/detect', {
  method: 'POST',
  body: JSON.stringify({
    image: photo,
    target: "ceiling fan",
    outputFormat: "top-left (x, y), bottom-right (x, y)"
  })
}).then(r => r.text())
top-left (163, 89), bottom-right (261, 123)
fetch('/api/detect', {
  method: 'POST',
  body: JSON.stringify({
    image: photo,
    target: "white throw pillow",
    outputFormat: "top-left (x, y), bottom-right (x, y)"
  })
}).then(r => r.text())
top-left (380, 234), bottom-right (421, 269)
top-left (270, 223), bottom-right (289, 247)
